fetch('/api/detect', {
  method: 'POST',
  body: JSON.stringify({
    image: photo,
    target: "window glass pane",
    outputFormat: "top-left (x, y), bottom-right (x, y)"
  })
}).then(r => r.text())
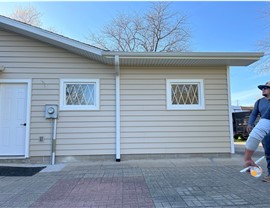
top-left (171, 83), bottom-right (199, 105)
top-left (66, 83), bottom-right (95, 106)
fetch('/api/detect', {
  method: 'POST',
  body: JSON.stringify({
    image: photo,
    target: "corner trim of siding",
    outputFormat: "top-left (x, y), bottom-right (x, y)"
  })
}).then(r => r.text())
top-left (227, 66), bottom-right (235, 154)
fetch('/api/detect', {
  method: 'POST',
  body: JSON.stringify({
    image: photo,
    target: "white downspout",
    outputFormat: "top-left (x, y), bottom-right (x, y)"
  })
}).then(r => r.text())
top-left (115, 55), bottom-right (121, 161)
top-left (227, 66), bottom-right (235, 154)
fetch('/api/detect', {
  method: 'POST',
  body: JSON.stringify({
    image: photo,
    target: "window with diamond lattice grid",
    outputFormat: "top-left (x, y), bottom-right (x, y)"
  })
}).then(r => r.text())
top-left (171, 84), bottom-right (199, 105)
top-left (166, 79), bottom-right (204, 110)
top-left (66, 84), bottom-right (95, 106)
top-left (60, 79), bottom-right (99, 110)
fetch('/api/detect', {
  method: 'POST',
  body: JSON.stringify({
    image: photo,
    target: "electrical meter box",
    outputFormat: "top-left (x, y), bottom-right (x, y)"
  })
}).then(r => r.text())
top-left (45, 104), bottom-right (58, 119)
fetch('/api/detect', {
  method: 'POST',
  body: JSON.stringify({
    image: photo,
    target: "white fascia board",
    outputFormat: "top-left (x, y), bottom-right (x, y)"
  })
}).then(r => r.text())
top-left (0, 15), bottom-right (103, 56)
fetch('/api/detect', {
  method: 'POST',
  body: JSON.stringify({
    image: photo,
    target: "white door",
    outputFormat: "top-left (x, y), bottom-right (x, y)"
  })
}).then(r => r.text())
top-left (0, 83), bottom-right (27, 156)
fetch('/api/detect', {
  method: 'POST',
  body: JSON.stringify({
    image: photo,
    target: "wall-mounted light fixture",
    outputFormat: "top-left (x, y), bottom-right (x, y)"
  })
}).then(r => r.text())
top-left (0, 66), bottom-right (5, 72)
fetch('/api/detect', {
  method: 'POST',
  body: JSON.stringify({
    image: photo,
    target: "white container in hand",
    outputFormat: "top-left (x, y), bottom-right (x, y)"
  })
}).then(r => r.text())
top-left (250, 166), bottom-right (263, 177)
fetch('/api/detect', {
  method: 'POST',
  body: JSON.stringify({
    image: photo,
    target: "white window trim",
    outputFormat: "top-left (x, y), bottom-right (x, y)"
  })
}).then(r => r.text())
top-left (166, 79), bottom-right (205, 110)
top-left (60, 79), bottom-right (100, 111)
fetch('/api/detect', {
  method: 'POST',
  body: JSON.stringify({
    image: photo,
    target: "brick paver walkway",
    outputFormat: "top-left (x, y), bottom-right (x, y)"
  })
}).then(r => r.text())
top-left (30, 177), bottom-right (154, 208)
top-left (0, 148), bottom-right (270, 208)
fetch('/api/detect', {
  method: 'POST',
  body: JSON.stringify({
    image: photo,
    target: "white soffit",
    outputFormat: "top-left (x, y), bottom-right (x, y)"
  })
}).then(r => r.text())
top-left (102, 52), bottom-right (264, 66)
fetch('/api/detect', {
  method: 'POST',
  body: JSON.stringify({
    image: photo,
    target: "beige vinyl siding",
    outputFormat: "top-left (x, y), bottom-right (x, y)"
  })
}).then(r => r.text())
top-left (120, 67), bottom-right (230, 154)
top-left (0, 28), bottom-right (232, 157)
top-left (0, 29), bottom-right (116, 157)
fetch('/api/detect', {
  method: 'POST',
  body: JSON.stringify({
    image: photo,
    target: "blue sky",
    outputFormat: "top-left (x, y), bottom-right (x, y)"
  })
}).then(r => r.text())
top-left (0, 1), bottom-right (269, 106)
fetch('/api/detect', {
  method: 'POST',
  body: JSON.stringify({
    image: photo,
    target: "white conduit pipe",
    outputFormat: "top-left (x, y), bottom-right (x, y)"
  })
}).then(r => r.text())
top-left (51, 118), bottom-right (57, 165)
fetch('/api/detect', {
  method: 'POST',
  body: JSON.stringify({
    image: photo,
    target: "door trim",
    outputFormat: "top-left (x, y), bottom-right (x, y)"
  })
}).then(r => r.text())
top-left (0, 79), bottom-right (32, 158)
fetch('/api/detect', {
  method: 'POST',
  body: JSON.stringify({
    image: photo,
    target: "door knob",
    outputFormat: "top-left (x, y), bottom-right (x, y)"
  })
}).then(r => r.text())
top-left (20, 123), bottom-right (26, 126)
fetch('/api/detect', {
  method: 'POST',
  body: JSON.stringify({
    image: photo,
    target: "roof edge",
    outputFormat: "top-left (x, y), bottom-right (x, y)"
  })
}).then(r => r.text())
top-left (102, 51), bottom-right (264, 67)
top-left (102, 51), bottom-right (264, 59)
top-left (0, 15), bottom-right (264, 67)
top-left (0, 15), bottom-right (104, 56)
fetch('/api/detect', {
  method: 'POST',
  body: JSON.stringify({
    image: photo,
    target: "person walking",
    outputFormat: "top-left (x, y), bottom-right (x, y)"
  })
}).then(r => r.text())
top-left (246, 81), bottom-right (270, 182)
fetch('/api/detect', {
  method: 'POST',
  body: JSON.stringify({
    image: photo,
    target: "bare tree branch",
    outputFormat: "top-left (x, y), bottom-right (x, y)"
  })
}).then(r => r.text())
top-left (8, 5), bottom-right (60, 34)
top-left (253, 4), bottom-right (270, 74)
top-left (10, 6), bottom-right (42, 27)
top-left (86, 2), bottom-right (191, 52)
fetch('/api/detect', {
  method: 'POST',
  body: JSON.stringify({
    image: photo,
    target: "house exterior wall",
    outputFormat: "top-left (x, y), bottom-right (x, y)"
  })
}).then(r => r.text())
top-left (120, 66), bottom-right (230, 154)
top-left (0, 28), bottom-right (231, 159)
top-left (0, 29), bottom-right (116, 157)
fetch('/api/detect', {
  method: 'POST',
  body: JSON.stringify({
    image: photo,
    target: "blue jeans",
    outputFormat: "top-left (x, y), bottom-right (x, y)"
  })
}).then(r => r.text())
top-left (262, 133), bottom-right (270, 175)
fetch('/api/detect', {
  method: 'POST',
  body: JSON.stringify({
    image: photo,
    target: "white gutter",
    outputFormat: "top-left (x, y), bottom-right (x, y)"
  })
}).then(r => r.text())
top-left (115, 55), bottom-right (121, 162)
top-left (227, 66), bottom-right (235, 154)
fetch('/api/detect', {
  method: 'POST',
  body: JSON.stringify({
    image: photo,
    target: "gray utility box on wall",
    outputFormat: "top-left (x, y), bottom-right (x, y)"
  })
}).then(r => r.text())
top-left (45, 104), bottom-right (58, 119)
